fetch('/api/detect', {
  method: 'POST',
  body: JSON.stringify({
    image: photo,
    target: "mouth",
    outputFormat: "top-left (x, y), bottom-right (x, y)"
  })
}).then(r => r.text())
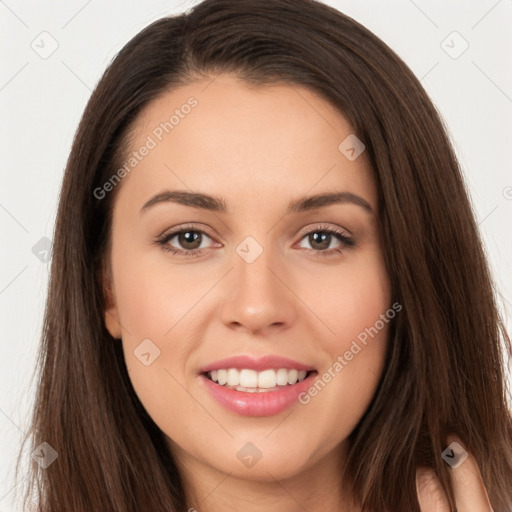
top-left (198, 361), bottom-right (319, 416)
top-left (202, 368), bottom-right (317, 393)
top-left (197, 354), bottom-right (318, 416)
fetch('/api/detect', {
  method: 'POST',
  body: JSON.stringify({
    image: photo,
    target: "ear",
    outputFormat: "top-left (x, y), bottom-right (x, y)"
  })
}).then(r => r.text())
top-left (101, 262), bottom-right (122, 340)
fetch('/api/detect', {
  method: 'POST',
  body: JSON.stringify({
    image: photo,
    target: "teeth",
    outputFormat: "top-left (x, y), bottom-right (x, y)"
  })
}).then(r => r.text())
top-left (287, 369), bottom-right (299, 384)
top-left (240, 369), bottom-right (258, 387)
top-left (217, 369), bottom-right (227, 385)
top-left (227, 368), bottom-right (239, 386)
top-left (258, 369), bottom-right (277, 388)
top-left (276, 368), bottom-right (289, 386)
top-left (207, 368), bottom-right (309, 389)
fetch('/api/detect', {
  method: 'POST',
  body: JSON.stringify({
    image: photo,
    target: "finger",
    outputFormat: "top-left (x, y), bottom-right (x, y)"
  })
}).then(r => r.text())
top-left (416, 466), bottom-right (450, 512)
top-left (442, 435), bottom-right (494, 512)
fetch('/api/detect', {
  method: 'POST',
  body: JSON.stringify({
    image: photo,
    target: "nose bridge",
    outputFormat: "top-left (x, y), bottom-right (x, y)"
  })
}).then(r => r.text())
top-left (220, 233), bottom-right (297, 333)
top-left (234, 233), bottom-right (281, 300)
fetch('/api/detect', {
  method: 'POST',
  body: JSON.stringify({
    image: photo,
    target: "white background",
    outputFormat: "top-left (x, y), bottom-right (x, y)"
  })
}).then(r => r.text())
top-left (1, 1), bottom-right (511, 510)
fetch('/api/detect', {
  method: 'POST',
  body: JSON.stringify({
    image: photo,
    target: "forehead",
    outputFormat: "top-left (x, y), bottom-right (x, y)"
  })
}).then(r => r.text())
top-left (116, 73), bottom-right (376, 213)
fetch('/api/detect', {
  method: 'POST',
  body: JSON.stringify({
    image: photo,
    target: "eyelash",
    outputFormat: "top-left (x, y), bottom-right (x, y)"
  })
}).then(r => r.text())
top-left (154, 224), bottom-right (355, 259)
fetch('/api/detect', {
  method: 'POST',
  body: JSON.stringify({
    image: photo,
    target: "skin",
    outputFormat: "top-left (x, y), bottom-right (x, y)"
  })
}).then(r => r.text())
top-left (416, 435), bottom-right (494, 512)
top-left (103, 74), bottom-right (494, 511)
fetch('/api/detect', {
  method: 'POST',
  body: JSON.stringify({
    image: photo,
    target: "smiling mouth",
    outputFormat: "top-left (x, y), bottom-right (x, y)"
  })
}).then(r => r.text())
top-left (203, 368), bottom-right (317, 393)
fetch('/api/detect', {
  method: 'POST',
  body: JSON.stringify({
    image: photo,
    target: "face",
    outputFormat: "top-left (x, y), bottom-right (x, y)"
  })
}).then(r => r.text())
top-left (103, 73), bottom-right (391, 493)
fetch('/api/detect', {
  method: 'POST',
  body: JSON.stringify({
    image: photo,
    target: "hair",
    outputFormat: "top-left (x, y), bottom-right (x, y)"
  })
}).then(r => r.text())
top-left (16, 0), bottom-right (512, 510)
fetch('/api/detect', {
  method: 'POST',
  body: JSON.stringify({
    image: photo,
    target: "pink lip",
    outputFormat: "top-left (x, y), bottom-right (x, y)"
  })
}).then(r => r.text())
top-left (199, 371), bottom-right (318, 416)
top-left (198, 355), bottom-right (315, 373)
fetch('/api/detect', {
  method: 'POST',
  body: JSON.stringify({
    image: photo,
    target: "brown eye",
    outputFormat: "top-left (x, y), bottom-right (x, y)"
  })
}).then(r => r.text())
top-left (296, 225), bottom-right (355, 258)
top-left (307, 231), bottom-right (334, 251)
top-left (176, 230), bottom-right (203, 250)
top-left (156, 228), bottom-right (215, 256)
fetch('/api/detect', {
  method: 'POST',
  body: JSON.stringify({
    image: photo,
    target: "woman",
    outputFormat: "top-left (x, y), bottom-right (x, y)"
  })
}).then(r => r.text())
top-left (17, 0), bottom-right (512, 510)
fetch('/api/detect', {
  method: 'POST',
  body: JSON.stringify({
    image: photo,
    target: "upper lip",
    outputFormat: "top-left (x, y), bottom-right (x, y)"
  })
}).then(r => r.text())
top-left (199, 355), bottom-right (316, 373)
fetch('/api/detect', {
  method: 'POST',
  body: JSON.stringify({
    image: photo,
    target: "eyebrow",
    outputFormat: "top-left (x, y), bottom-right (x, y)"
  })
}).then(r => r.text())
top-left (140, 190), bottom-right (373, 215)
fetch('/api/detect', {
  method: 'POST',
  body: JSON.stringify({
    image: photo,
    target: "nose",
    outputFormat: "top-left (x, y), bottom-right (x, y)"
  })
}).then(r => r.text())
top-left (220, 241), bottom-right (298, 335)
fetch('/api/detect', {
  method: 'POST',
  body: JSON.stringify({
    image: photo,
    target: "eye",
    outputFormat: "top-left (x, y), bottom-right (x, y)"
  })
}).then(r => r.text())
top-left (155, 225), bottom-right (218, 257)
top-left (296, 224), bottom-right (354, 257)
top-left (155, 223), bottom-right (355, 258)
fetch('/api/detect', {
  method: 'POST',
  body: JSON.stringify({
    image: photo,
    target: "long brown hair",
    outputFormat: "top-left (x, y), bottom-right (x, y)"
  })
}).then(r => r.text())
top-left (16, 0), bottom-right (512, 510)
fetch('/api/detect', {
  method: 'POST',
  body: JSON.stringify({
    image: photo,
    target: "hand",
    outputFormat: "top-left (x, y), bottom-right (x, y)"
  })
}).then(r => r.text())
top-left (416, 435), bottom-right (494, 512)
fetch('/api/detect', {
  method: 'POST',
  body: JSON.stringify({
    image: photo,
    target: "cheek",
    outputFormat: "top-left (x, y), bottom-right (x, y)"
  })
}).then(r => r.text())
top-left (308, 248), bottom-right (391, 346)
top-left (112, 247), bottom-right (213, 341)
top-left (296, 249), bottom-right (391, 432)
top-left (111, 249), bottom-right (213, 428)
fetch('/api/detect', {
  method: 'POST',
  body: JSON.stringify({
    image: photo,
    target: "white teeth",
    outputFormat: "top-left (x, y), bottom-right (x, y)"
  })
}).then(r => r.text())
top-left (258, 369), bottom-right (276, 388)
top-left (207, 367), bottom-right (310, 389)
top-left (240, 369), bottom-right (258, 387)
top-left (276, 368), bottom-right (289, 386)
top-left (287, 369), bottom-right (298, 385)
top-left (227, 368), bottom-right (239, 386)
top-left (217, 369), bottom-right (227, 385)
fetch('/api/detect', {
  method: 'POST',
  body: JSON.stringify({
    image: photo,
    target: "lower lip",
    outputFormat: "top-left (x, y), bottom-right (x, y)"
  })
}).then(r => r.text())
top-left (199, 372), bottom-right (317, 416)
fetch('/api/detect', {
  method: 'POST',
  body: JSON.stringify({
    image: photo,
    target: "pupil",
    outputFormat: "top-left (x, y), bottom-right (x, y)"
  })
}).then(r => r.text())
top-left (180, 231), bottom-right (201, 249)
top-left (310, 232), bottom-right (329, 250)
